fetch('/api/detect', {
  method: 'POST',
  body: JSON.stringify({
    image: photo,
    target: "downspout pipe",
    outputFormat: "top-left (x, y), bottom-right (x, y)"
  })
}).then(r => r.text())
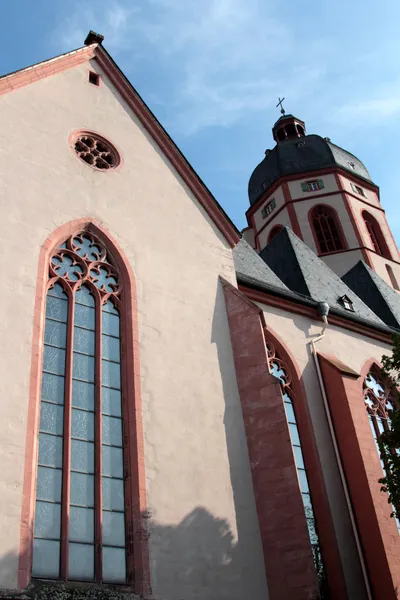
top-left (310, 302), bottom-right (373, 600)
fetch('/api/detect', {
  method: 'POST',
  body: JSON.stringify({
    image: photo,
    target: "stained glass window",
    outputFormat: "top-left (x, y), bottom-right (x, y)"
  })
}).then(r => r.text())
top-left (266, 340), bottom-right (326, 583)
top-left (33, 232), bottom-right (127, 583)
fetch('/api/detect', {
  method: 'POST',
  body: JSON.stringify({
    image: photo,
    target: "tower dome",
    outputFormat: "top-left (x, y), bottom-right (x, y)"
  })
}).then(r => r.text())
top-left (248, 114), bottom-right (372, 206)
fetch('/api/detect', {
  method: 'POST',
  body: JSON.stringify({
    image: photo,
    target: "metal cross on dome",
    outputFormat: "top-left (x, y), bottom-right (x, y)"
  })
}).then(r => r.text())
top-left (276, 97), bottom-right (286, 115)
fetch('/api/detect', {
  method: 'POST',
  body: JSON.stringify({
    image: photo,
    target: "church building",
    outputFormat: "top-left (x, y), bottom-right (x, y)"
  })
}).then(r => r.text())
top-left (1, 30), bottom-right (400, 600)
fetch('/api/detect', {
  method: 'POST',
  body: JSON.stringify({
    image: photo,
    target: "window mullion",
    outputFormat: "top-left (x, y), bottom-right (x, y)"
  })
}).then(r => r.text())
top-left (94, 294), bottom-right (103, 582)
top-left (60, 288), bottom-right (75, 580)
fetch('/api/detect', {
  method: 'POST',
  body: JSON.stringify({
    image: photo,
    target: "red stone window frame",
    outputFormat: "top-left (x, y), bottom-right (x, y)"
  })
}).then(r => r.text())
top-left (19, 220), bottom-right (149, 596)
top-left (362, 210), bottom-right (392, 258)
top-left (71, 131), bottom-right (120, 171)
top-left (267, 224), bottom-right (284, 244)
top-left (310, 204), bottom-right (347, 254)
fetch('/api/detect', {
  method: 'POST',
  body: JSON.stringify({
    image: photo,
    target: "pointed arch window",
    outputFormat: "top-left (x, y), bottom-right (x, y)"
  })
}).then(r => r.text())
top-left (310, 205), bottom-right (346, 254)
top-left (32, 232), bottom-right (128, 583)
top-left (268, 224), bottom-right (284, 243)
top-left (362, 211), bottom-right (391, 258)
top-left (266, 340), bottom-right (326, 585)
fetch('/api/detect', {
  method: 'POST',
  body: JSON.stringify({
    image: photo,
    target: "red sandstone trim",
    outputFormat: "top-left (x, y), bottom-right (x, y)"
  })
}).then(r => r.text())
top-left (247, 166), bottom-right (380, 219)
top-left (239, 285), bottom-right (392, 344)
top-left (261, 318), bottom-right (348, 600)
top-left (318, 355), bottom-right (400, 599)
top-left (19, 219), bottom-right (150, 596)
top-left (0, 46), bottom-right (97, 97)
top-left (283, 183), bottom-right (303, 239)
top-left (94, 48), bottom-right (240, 248)
top-left (360, 206), bottom-right (393, 260)
top-left (221, 280), bottom-right (319, 599)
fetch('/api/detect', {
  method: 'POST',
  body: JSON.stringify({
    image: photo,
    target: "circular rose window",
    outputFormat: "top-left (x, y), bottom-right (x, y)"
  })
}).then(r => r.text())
top-left (72, 132), bottom-right (120, 170)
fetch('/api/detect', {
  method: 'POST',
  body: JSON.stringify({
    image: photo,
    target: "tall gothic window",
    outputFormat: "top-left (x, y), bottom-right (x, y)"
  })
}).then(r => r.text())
top-left (266, 340), bottom-right (326, 583)
top-left (362, 211), bottom-right (391, 258)
top-left (311, 205), bottom-right (346, 254)
top-left (32, 232), bottom-right (127, 583)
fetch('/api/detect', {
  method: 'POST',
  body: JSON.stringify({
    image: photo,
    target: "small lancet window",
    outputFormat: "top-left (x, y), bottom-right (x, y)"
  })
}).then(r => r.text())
top-left (339, 295), bottom-right (354, 311)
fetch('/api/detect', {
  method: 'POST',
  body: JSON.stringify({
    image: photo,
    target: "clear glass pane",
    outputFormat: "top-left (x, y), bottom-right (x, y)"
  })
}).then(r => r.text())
top-left (284, 401), bottom-right (296, 424)
top-left (73, 353), bottom-right (95, 383)
top-left (289, 422), bottom-right (300, 446)
top-left (103, 300), bottom-right (119, 315)
top-left (102, 445), bottom-right (124, 478)
top-left (74, 327), bottom-right (95, 356)
top-left (44, 319), bottom-right (67, 349)
top-left (48, 283), bottom-right (67, 299)
top-left (72, 409), bottom-right (95, 442)
top-left (102, 312), bottom-right (120, 337)
top-left (298, 468), bottom-right (309, 493)
top-left (68, 543), bottom-right (94, 581)
top-left (102, 416), bottom-right (123, 447)
top-left (41, 373), bottom-right (65, 405)
top-left (72, 380), bottom-right (94, 411)
top-left (36, 466), bottom-right (62, 503)
top-left (40, 402), bottom-right (64, 436)
top-left (69, 506), bottom-right (94, 543)
top-left (32, 539), bottom-right (60, 578)
top-left (293, 445), bottom-right (305, 469)
top-left (46, 296), bottom-right (68, 323)
top-left (102, 387), bottom-right (122, 417)
top-left (38, 433), bottom-right (63, 468)
top-left (74, 304), bottom-right (95, 331)
top-left (102, 511), bottom-right (125, 547)
top-left (34, 501), bottom-right (61, 539)
top-left (102, 478), bottom-right (125, 511)
top-left (70, 472), bottom-right (94, 507)
top-left (102, 335), bottom-right (120, 362)
top-left (75, 285), bottom-right (95, 307)
top-left (43, 346), bottom-right (66, 376)
top-left (102, 547), bottom-right (126, 583)
top-left (102, 360), bottom-right (121, 389)
top-left (71, 439), bottom-right (94, 474)
top-left (307, 518), bottom-right (319, 545)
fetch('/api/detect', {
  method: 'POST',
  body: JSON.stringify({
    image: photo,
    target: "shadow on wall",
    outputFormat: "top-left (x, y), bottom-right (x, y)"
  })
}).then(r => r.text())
top-left (150, 507), bottom-right (240, 600)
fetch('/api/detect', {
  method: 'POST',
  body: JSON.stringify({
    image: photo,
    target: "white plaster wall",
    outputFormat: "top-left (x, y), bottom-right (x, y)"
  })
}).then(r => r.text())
top-left (241, 227), bottom-right (255, 248)
top-left (321, 249), bottom-right (365, 276)
top-left (339, 175), bottom-right (380, 207)
top-left (253, 186), bottom-right (285, 231)
top-left (293, 195), bottom-right (359, 254)
top-left (368, 253), bottom-right (400, 290)
top-left (258, 303), bottom-right (391, 600)
top-left (257, 209), bottom-right (292, 249)
top-left (287, 173), bottom-right (338, 199)
top-left (0, 60), bottom-right (268, 599)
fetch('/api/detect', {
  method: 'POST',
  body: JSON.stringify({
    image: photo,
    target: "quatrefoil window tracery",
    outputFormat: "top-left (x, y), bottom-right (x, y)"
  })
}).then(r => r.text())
top-left (72, 132), bottom-right (120, 171)
top-left (49, 233), bottom-right (120, 299)
top-left (363, 370), bottom-right (397, 420)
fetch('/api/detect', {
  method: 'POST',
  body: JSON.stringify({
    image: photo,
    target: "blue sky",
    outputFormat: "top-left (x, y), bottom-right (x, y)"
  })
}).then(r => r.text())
top-left (1, 0), bottom-right (400, 240)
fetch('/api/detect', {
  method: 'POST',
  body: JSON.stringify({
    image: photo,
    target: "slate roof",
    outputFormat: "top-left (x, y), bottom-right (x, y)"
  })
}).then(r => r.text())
top-left (343, 261), bottom-right (400, 329)
top-left (248, 134), bottom-right (373, 205)
top-left (257, 227), bottom-right (387, 327)
top-left (233, 238), bottom-right (289, 292)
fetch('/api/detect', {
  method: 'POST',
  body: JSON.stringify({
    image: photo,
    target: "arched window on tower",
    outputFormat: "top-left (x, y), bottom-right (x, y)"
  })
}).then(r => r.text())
top-left (362, 211), bottom-right (391, 258)
top-left (32, 231), bottom-right (129, 584)
top-left (268, 224), bottom-right (284, 243)
top-left (310, 205), bottom-right (346, 254)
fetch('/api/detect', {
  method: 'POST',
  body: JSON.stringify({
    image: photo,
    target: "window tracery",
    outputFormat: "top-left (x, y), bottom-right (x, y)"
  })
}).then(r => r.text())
top-left (311, 205), bottom-right (346, 254)
top-left (265, 339), bottom-right (325, 578)
top-left (33, 231), bottom-right (127, 583)
top-left (73, 133), bottom-right (119, 170)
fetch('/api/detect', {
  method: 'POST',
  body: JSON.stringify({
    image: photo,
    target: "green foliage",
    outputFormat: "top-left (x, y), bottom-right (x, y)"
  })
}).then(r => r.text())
top-left (380, 334), bottom-right (400, 520)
